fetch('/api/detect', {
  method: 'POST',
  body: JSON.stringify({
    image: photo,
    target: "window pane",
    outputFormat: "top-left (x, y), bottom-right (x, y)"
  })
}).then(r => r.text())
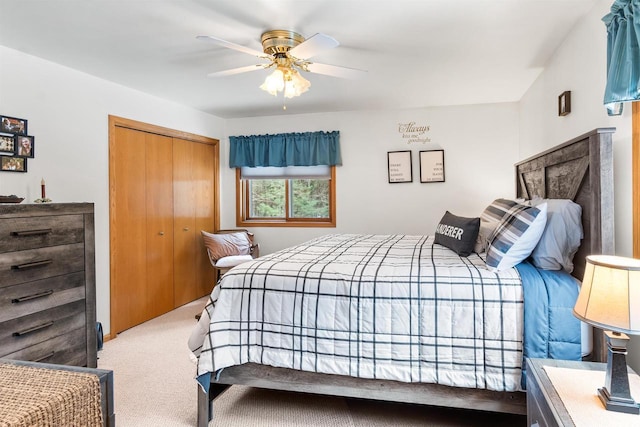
top-left (249, 179), bottom-right (285, 217)
top-left (290, 179), bottom-right (329, 218)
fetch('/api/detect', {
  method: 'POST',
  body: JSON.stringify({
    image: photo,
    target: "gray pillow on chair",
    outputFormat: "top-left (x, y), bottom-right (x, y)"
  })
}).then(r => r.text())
top-left (201, 231), bottom-right (251, 261)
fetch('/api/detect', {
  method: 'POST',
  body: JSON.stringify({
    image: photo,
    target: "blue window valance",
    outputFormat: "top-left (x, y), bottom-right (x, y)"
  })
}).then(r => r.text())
top-left (229, 131), bottom-right (341, 168)
top-left (603, 0), bottom-right (640, 115)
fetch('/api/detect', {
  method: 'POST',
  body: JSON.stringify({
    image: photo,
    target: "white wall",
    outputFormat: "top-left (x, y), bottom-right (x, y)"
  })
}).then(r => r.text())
top-left (0, 46), bottom-right (225, 336)
top-left (224, 103), bottom-right (520, 254)
top-left (518, 0), bottom-right (638, 371)
top-left (3, 0), bottom-right (635, 370)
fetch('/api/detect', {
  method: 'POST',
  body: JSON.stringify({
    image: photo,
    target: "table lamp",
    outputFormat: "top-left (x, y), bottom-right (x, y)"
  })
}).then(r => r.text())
top-left (573, 255), bottom-right (640, 414)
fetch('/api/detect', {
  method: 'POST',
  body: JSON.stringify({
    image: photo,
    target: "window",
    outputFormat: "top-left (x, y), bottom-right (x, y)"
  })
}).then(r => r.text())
top-left (236, 166), bottom-right (336, 227)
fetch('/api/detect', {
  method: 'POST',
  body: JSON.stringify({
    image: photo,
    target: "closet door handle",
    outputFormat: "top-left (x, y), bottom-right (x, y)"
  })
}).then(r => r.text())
top-left (11, 228), bottom-right (53, 237)
top-left (11, 259), bottom-right (53, 270)
top-left (32, 352), bottom-right (55, 363)
top-left (159, 231), bottom-right (165, 236)
top-left (183, 227), bottom-right (189, 231)
top-left (13, 321), bottom-right (54, 337)
top-left (11, 289), bottom-right (54, 303)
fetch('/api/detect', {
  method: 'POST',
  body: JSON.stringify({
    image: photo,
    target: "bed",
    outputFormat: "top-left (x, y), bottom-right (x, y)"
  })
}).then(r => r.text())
top-left (190, 128), bottom-right (615, 426)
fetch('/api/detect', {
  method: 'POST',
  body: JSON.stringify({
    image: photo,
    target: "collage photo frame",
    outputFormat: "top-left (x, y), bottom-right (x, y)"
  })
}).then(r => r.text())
top-left (0, 115), bottom-right (34, 172)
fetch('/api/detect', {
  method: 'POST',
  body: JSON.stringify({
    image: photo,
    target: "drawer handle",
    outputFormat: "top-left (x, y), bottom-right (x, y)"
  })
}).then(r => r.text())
top-left (11, 228), bottom-right (53, 237)
top-left (32, 351), bottom-right (55, 363)
top-left (13, 321), bottom-right (54, 337)
top-left (11, 259), bottom-right (53, 270)
top-left (11, 289), bottom-right (54, 303)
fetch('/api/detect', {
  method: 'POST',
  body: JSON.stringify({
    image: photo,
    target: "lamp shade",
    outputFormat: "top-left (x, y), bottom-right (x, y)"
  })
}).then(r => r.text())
top-left (573, 255), bottom-right (640, 335)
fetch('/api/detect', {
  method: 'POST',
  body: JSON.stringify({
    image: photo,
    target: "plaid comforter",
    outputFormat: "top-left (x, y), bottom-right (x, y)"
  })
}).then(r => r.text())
top-left (192, 234), bottom-right (525, 392)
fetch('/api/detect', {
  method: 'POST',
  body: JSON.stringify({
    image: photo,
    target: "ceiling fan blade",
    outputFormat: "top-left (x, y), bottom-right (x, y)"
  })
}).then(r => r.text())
top-left (306, 62), bottom-right (367, 80)
top-left (207, 64), bottom-right (267, 78)
top-left (197, 35), bottom-right (266, 58)
top-left (289, 33), bottom-right (339, 60)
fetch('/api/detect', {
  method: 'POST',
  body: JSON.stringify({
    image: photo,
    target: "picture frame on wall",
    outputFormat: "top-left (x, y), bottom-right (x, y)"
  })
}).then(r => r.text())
top-left (387, 150), bottom-right (413, 183)
top-left (558, 91), bottom-right (571, 116)
top-left (419, 149), bottom-right (445, 183)
top-left (14, 135), bottom-right (35, 158)
top-left (0, 135), bottom-right (14, 154)
top-left (0, 156), bottom-right (27, 172)
top-left (0, 115), bottom-right (27, 135)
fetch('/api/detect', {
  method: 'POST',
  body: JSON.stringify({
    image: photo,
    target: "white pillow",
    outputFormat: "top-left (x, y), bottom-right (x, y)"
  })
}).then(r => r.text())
top-left (215, 254), bottom-right (254, 268)
top-left (529, 199), bottom-right (583, 272)
top-left (485, 203), bottom-right (548, 272)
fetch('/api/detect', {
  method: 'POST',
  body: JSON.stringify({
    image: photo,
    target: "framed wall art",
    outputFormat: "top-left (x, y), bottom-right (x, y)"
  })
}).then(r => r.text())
top-left (558, 91), bottom-right (571, 116)
top-left (1, 156), bottom-right (27, 172)
top-left (0, 135), bottom-right (14, 154)
top-left (0, 115), bottom-right (27, 135)
top-left (419, 149), bottom-right (445, 183)
top-left (15, 135), bottom-right (35, 158)
top-left (387, 150), bottom-right (413, 183)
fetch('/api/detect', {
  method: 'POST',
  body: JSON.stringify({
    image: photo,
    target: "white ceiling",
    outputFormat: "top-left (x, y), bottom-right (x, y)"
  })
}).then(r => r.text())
top-left (0, 0), bottom-right (598, 119)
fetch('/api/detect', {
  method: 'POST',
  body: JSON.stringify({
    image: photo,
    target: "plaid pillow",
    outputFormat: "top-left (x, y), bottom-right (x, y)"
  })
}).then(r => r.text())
top-left (475, 198), bottom-right (520, 254)
top-left (485, 202), bottom-right (548, 272)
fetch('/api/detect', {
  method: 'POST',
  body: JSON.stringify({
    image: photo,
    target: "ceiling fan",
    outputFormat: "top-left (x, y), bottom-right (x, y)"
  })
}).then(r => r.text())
top-left (197, 30), bottom-right (366, 99)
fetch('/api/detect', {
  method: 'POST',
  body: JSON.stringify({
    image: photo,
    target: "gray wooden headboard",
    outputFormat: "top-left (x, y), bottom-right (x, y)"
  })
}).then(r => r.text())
top-left (514, 127), bottom-right (615, 361)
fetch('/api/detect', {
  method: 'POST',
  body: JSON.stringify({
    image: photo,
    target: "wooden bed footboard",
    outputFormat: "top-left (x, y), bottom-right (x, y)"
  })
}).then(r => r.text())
top-left (198, 364), bottom-right (526, 426)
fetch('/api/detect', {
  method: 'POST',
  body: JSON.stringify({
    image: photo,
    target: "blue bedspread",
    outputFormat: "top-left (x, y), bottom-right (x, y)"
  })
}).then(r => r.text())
top-left (516, 261), bottom-right (582, 388)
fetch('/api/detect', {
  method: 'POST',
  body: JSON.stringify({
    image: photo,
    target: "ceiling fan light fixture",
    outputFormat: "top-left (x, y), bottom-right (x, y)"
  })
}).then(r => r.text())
top-left (259, 68), bottom-right (285, 96)
top-left (260, 66), bottom-right (310, 99)
top-left (284, 69), bottom-right (310, 99)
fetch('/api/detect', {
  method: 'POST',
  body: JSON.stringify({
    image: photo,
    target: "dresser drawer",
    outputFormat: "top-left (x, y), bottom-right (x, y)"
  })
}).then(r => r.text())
top-left (0, 243), bottom-right (85, 288)
top-left (0, 272), bottom-right (85, 323)
top-left (0, 214), bottom-right (84, 254)
top-left (0, 300), bottom-right (86, 356)
top-left (3, 327), bottom-right (87, 367)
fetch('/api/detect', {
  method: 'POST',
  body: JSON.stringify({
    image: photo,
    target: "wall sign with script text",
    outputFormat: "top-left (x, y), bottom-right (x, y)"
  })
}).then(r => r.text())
top-left (398, 121), bottom-right (431, 144)
top-left (420, 150), bottom-right (445, 183)
top-left (387, 150), bottom-right (413, 183)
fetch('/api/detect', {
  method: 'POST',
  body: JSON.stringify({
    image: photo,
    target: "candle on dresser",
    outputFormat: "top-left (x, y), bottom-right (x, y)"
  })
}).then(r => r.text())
top-left (41, 178), bottom-right (46, 199)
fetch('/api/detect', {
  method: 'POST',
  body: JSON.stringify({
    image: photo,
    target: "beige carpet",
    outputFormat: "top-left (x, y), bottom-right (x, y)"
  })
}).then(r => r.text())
top-left (98, 297), bottom-right (525, 426)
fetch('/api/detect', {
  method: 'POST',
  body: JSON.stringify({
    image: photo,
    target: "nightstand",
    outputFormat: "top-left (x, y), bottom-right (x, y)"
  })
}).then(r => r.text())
top-left (526, 358), bottom-right (640, 427)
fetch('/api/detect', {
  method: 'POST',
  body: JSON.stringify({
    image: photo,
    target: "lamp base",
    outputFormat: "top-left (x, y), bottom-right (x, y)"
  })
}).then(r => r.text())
top-left (598, 387), bottom-right (640, 414)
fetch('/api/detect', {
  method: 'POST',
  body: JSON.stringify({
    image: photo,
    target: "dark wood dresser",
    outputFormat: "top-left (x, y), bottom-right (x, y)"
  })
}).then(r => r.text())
top-left (0, 203), bottom-right (97, 368)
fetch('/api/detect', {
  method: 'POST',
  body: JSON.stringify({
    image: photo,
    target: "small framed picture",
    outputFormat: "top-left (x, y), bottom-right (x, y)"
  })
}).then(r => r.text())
top-left (0, 135), bottom-right (14, 154)
top-left (0, 115), bottom-right (27, 135)
top-left (14, 135), bottom-right (35, 158)
top-left (388, 150), bottom-right (413, 183)
top-left (419, 149), bottom-right (445, 183)
top-left (558, 91), bottom-right (571, 116)
top-left (0, 156), bottom-right (27, 172)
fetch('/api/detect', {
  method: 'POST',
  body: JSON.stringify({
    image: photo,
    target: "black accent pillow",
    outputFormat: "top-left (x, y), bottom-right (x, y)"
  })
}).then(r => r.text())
top-left (434, 211), bottom-right (481, 257)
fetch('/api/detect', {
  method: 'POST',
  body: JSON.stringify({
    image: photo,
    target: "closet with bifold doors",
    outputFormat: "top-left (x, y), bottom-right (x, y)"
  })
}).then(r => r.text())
top-left (109, 116), bottom-right (219, 335)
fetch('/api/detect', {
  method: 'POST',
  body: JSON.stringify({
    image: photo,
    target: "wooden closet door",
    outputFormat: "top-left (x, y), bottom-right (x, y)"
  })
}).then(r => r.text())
top-left (193, 142), bottom-right (216, 297)
top-left (111, 128), bottom-right (174, 333)
top-left (144, 133), bottom-right (174, 318)
top-left (173, 139), bottom-right (216, 306)
top-left (112, 127), bottom-right (147, 333)
top-left (173, 138), bottom-right (198, 306)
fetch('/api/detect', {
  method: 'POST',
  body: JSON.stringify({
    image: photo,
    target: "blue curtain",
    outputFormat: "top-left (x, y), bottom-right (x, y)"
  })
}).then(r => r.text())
top-left (603, 0), bottom-right (640, 116)
top-left (229, 131), bottom-right (341, 168)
